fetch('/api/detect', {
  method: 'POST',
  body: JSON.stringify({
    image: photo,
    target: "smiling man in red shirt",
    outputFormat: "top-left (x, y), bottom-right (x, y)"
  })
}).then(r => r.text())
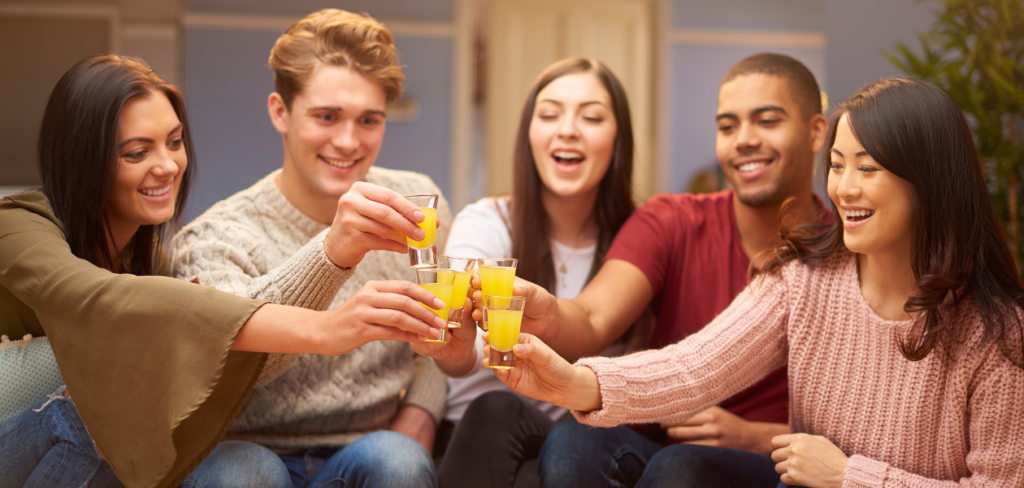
top-left (514, 53), bottom-right (830, 487)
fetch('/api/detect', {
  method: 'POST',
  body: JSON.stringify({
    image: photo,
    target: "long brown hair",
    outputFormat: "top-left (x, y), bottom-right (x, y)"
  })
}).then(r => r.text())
top-left (763, 78), bottom-right (1024, 368)
top-left (509, 58), bottom-right (636, 293)
top-left (37, 54), bottom-right (195, 275)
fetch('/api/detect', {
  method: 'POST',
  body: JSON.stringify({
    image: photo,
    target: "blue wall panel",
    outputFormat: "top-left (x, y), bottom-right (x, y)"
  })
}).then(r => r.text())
top-left (188, 0), bottom-right (452, 22)
top-left (673, 0), bottom-right (822, 31)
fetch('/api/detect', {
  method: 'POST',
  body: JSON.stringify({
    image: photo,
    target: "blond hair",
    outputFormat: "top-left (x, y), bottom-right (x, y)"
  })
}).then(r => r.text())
top-left (269, 9), bottom-right (404, 107)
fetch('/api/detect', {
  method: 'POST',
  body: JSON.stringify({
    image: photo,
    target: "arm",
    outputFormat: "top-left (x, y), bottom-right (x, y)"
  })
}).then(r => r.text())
top-left (666, 406), bottom-right (790, 455)
top-left (388, 356), bottom-right (447, 454)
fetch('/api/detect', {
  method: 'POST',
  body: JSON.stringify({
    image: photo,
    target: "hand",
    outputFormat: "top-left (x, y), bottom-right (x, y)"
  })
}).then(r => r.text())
top-left (771, 433), bottom-right (849, 488)
top-left (388, 404), bottom-right (436, 455)
top-left (324, 182), bottom-right (426, 268)
top-left (663, 406), bottom-right (788, 455)
top-left (316, 280), bottom-right (448, 355)
top-left (470, 276), bottom-right (557, 337)
top-left (411, 297), bottom-right (477, 360)
top-left (485, 333), bottom-right (601, 412)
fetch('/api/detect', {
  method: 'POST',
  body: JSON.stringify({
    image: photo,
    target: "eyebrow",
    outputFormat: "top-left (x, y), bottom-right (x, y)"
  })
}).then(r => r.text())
top-left (537, 99), bottom-right (607, 108)
top-left (307, 106), bottom-right (387, 117)
top-left (119, 123), bottom-right (182, 148)
top-left (830, 148), bottom-right (869, 157)
top-left (715, 104), bottom-right (788, 121)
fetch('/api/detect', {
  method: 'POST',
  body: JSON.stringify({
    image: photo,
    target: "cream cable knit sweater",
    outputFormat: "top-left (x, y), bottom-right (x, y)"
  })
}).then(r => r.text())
top-left (170, 167), bottom-right (451, 451)
top-left (575, 251), bottom-right (1024, 487)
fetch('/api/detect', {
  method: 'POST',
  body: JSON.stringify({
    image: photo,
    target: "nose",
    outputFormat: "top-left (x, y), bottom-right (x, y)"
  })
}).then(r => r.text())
top-left (735, 122), bottom-right (761, 152)
top-left (151, 149), bottom-right (180, 178)
top-left (836, 169), bottom-right (861, 201)
top-left (331, 121), bottom-right (360, 154)
top-left (556, 111), bottom-right (580, 140)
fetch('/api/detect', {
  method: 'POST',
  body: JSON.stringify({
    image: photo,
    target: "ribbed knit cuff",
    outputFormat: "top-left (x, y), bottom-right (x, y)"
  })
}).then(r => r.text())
top-left (269, 229), bottom-right (353, 310)
top-left (570, 357), bottom-right (628, 427)
top-left (843, 455), bottom-right (889, 487)
top-left (402, 356), bottom-right (447, 424)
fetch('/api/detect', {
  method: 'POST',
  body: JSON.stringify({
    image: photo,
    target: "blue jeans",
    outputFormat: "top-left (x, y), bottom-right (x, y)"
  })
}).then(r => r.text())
top-left (184, 431), bottom-right (437, 488)
top-left (0, 386), bottom-right (122, 488)
top-left (539, 417), bottom-right (780, 488)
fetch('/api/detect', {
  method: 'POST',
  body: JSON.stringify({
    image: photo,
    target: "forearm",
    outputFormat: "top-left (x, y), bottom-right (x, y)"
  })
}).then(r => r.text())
top-left (231, 304), bottom-right (322, 354)
top-left (389, 404), bottom-right (437, 455)
top-left (432, 341), bottom-right (479, 377)
top-left (541, 299), bottom-right (615, 362)
top-left (560, 365), bottom-right (603, 412)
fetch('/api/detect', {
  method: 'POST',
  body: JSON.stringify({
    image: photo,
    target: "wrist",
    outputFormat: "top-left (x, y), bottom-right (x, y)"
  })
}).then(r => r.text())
top-left (566, 365), bottom-right (602, 412)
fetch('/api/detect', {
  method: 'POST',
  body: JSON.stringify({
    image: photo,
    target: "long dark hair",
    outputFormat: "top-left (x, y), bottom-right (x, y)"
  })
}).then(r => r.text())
top-left (37, 54), bottom-right (195, 275)
top-left (763, 78), bottom-right (1024, 368)
top-left (509, 58), bottom-right (636, 292)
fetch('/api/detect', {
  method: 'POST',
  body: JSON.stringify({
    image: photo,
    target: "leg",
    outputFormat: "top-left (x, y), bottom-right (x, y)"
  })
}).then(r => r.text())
top-left (635, 444), bottom-right (779, 488)
top-left (539, 417), bottom-right (663, 488)
top-left (438, 391), bottom-right (554, 488)
top-left (180, 440), bottom-right (291, 488)
top-left (0, 388), bottom-right (122, 488)
top-left (306, 431), bottom-right (437, 488)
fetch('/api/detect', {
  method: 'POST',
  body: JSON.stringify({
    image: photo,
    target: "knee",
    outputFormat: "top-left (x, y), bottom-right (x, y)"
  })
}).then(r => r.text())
top-left (185, 441), bottom-right (290, 488)
top-left (642, 445), bottom-right (727, 486)
top-left (460, 391), bottom-right (525, 427)
top-left (343, 432), bottom-right (436, 487)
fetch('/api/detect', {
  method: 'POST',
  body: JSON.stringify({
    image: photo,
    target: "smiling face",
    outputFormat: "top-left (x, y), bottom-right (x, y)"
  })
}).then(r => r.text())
top-left (528, 72), bottom-right (617, 201)
top-left (271, 64), bottom-right (387, 203)
top-left (716, 73), bottom-right (822, 207)
top-left (107, 91), bottom-right (186, 235)
top-left (828, 114), bottom-right (914, 257)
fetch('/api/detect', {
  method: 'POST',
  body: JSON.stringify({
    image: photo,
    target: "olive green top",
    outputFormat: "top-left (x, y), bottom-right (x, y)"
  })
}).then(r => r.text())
top-left (0, 191), bottom-right (267, 488)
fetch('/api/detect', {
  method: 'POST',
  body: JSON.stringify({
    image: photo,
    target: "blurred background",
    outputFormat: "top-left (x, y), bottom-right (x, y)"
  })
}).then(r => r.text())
top-left (0, 0), bottom-right (939, 222)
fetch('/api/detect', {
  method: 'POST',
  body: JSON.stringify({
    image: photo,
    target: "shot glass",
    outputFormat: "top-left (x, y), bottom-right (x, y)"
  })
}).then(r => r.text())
top-left (476, 258), bottom-right (517, 331)
top-left (437, 255), bottom-right (475, 328)
top-left (485, 295), bottom-right (526, 369)
top-left (405, 194), bottom-right (439, 268)
top-left (415, 267), bottom-right (454, 343)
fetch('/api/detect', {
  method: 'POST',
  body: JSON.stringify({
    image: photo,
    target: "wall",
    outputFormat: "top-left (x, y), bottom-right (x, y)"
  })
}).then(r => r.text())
top-left (181, 0), bottom-right (457, 222)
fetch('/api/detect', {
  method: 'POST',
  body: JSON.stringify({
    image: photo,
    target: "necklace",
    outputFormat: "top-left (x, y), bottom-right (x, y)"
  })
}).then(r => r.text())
top-left (554, 243), bottom-right (590, 288)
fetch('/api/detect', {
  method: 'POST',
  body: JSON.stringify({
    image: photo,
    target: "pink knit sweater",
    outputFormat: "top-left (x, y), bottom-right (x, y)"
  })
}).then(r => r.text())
top-left (574, 251), bottom-right (1024, 487)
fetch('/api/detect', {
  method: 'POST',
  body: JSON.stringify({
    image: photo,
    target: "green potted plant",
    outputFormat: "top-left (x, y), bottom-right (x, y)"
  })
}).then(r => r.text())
top-left (885, 0), bottom-right (1024, 274)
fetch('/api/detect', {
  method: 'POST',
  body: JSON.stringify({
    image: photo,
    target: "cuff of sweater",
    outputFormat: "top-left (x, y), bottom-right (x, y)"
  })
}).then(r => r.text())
top-left (842, 455), bottom-right (889, 487)
top-left (273, 229), bottom-right (353, 309)
top-left (402, 357), bottom-right (447, 424)
top-left (570, 357), bottom-right (628, 427)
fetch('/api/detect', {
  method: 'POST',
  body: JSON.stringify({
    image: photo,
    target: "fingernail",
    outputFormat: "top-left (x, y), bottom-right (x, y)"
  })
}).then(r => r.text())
top-left (435, 316), bottom-right (447, 328)
top-left (413, 210), bottom-right (424, 222)
top-left (430, 327), bottom-right (442, 338)
top-left (434, 299), bottom-right (445, 309)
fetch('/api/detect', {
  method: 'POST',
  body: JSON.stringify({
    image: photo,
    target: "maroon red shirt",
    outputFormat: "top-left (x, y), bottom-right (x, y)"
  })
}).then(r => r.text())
top-left (605, 189), bottom-right (789, 427)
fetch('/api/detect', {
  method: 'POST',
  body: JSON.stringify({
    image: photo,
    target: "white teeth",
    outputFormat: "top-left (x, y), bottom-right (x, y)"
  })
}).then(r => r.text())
top-left (139, 185), bottom-right (170, 197)
top-left (845, 209), bottom-right (874, 219)
top-left (322, 156), bottom-right (356, 169)
top-left (737, 162), bottom-right (767, 173)
top-left (553, 151), bottom-right (583, 161)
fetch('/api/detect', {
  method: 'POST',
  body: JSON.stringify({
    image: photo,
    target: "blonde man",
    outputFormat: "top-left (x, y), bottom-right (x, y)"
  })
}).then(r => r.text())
top-left (171, 10), bottom-right (465, 487)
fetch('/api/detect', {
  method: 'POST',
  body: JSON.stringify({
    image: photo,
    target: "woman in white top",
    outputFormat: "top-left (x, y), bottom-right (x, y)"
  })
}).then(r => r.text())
top-left (435, 57), bottom-right (637, 488)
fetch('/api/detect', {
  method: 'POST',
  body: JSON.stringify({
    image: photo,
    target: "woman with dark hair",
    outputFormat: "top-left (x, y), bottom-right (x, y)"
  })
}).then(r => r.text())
top-left (488, 77), bottom-right (1024, 487)
top-left (0, 54), bottom-right (447, 487)
top-left (430, 57), bottom-right (637, 487)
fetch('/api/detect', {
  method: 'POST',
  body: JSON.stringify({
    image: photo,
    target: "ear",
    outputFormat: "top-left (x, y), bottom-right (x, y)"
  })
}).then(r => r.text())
top-left (268, 92), bottom-right (290, 135)
top-left (808, 113), bottom-right (829, 153)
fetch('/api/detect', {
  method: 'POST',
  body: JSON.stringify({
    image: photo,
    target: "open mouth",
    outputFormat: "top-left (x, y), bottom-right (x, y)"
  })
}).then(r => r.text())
top-left (735, 159), bottom-right (773, 174)
top-left (139, 185), bottom-right (171, 197)
top-left (844, 208), bottom-right (875, 222)
top-left (552, 150), bottom-right (585, 169)
top-left (320, 155), bottom-right (359, 169)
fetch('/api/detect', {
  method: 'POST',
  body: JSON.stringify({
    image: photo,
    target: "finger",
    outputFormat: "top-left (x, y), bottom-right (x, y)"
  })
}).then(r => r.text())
top-left (679, 412), bottom-right (714, 426)
top-left (775, 460), bottom-right (790, 476)
top-left (680, 439), bottom-right (720, 447)
top-left (361, 183), bottom-right (425, 223)
top-left (666, 425), bottom-right (716, 441)
top-left (351, 185), bottom-right (425, 240)
top-left (365, 325), bottom-right (422, 344)
top-left (770, 446), bottom-right (790, 463)
top-left (367, 308), bottom-right (443, 338)
top-left (373, 280), bottom-right (447, 311)
top-left (770, 434), bottom-right (793, 450)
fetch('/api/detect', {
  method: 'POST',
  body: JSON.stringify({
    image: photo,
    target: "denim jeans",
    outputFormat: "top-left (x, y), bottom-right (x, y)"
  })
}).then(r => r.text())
top-left (539, 417), bottom-right (780, 488)
top-left (184, 431), bottom-right (437, 488)
top-left (0, 386), bottom-right (123, 488)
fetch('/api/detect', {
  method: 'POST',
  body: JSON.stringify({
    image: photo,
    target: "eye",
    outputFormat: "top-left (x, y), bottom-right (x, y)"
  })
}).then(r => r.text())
top-left (828, 162), bottom-right (842, 171)
top-left (759, 119), bottom-right (780, 126)
top-left (123, 149), bottom-right (147, 160)
top-left (168, 138), bottom-right (184, 150)
top-left (583, 115), bottom-right (604, 123)
top-left (718, 123), bottom-right (735, 133)
top-left (360, 117), bottom-right (380, 126)
top-left (538, 113), bottom-right (558, 120)
top-left (317, 113), bottom-right (336, 122)
top-left (858, 166), bottom-right (879, 173)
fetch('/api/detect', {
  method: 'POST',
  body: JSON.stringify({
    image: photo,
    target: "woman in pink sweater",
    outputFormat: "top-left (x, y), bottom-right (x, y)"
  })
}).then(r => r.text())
top-left (486, 78), bottom-right (1024, 487)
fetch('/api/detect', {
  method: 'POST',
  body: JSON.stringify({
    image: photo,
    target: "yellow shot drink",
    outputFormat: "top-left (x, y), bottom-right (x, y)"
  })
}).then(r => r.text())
top-left (418, 282), bottom-right (453, 342)
top-left (407, 207), bottom-right (437, 250)
top-left (438, 269), bottom-right (471, 327)
top-left (484, 295), bottom-right (525, 369)
top-left (479, 266), bottom-right (515, 297)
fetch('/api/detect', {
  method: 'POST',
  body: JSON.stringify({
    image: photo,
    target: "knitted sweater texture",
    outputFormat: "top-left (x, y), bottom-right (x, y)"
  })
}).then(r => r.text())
top-left (575, 251), bottom-right (1024, 487)
top-left (170, 167), bottom-right (451, 451)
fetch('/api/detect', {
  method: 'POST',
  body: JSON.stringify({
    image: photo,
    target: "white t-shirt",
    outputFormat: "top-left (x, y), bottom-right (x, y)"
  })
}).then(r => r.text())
top-left (442, 197), bottom-right (604, 422)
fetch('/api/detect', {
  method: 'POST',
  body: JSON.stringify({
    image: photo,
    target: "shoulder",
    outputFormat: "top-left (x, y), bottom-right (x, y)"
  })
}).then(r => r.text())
top-left (635, 190), bottom-right (732, 222)
top-left (0, 191), bottom-right (65, 237)
top-left (454, 197), bottom-right (508, 223)
top-left (366, 166), bottom-right (442, 195)
top-left (764, 249), bottom-right (855, 294)
top-left (172, 175), bottom-right (280, 250)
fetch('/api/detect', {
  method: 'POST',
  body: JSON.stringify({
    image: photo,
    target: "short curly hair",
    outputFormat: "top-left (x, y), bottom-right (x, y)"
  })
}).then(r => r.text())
top-left (269, 9), bottom-right (404, 108)
top-left (723, 53), bottom-right (822, 117)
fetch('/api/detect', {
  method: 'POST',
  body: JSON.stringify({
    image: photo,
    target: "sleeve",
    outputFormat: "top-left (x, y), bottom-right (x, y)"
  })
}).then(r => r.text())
top-left (842, 351), bottom-right (1024, 488)
top-left (169, 221), bottom-right (353, 386)
top-left (0, 201), bottom-right (266, 488)
top-left (443, 198), bottom-right (512, 259)
top-left (603, 194), bottom-right (684, 297)
top-left (401, 355), bottom-right (448, 423)
top-left (571, 273), bottom-right (789, 427)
